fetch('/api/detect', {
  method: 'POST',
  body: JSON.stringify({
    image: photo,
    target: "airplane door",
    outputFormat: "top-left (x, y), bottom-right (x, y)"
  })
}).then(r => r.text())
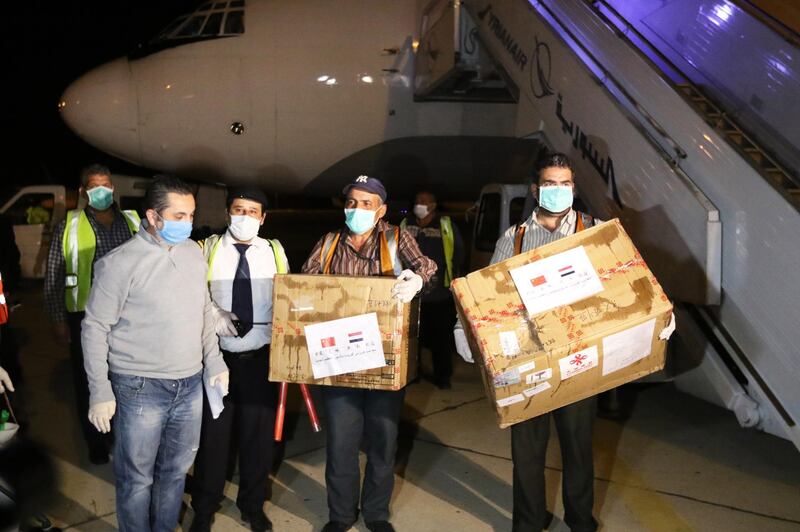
top-left (133, 52), bottom-right (260, 182)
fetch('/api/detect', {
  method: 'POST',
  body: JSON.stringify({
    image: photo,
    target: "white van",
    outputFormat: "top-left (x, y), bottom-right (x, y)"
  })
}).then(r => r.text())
top-left (469, 183), bottom-right (530, 271)
top-left (0, 175), bottom-right (226, 279)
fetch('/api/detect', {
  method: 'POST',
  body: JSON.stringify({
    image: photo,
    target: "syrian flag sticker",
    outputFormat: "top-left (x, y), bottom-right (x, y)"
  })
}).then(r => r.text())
top-left (558, 265), bottom-right (575, 277)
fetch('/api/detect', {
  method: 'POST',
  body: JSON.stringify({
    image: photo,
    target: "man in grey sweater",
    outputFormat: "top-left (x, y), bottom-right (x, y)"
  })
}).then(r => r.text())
top-left (82, 175), bottom-right (229, 532)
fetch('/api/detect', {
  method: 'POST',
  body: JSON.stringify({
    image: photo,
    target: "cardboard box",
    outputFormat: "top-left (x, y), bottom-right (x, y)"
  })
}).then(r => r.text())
top-left (452, 219), bottom-right (672, 428)
top-left (269, 274), bottom-right (419, 390)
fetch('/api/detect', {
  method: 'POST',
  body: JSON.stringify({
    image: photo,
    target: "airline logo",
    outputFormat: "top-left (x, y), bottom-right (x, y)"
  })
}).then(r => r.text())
top-left (348, 331), bottom-right (364, 343)
top-left (559, 265), bottom-right (575, 277)
top-left (321, 337), bottom-right (336, 348)
top-left (531, 275), bottom-right (547, 287)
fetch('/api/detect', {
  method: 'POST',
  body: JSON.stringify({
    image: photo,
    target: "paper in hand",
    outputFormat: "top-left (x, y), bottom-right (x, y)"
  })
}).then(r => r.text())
top-left (203, 378), bottom-right (229, 419)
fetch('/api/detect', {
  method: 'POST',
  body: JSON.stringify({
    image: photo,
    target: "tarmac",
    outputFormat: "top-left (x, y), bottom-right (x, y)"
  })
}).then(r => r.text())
top-left (6, 282), bottom-right (800, 531)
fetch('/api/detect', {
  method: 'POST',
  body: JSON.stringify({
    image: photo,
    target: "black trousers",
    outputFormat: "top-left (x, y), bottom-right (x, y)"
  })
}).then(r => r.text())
top-left (419, 298), bottom-right (456, 383)
top-left (191, 345), bottom-right (278, 515)
top-left (67, 311), bottom-right (109, 452)
top-left (511, 396), bottom-right (598, 532)
top-left (0, 323), bottom-right (22, 384)
top-left (321, 386), bottom-right (406, 525)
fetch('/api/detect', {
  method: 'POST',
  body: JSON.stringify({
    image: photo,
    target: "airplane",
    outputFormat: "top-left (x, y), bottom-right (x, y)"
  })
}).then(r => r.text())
top-left (58, 0), bottom-right (538, 201)
top-left (58, 0), bottom-right (800, 454)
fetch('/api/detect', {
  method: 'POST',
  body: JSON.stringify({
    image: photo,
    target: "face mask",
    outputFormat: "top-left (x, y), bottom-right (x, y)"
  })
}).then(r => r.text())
top-left (538, 185), bottom-right (573, 213)
top-left (344, 208), bottom-right (377, 235)
top-left (87, 186), bottom-right (114, 210)
top-left (156, 214), bottom-right (193, 245)
top-left (228, 215), bottom-right (261, 241)
top-left (413, 204), bottom-right (429, 219)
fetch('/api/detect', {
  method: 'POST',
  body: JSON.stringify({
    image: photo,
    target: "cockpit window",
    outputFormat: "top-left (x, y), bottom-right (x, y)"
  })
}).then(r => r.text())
top-left (132, 0), bottom-right (245, 59)
top-left (224, 11), bottom-right (244, 35)
top-left (159, 16), bottom-right (188, 39)
top-left (176, 15), bottom-right (207, 38)
top-left (201, 12), bottom-right (225, 36)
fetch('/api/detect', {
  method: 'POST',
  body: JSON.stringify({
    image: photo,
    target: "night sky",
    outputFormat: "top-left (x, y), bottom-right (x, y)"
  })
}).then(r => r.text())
top-left (3, 1), bottom-right (199, 196)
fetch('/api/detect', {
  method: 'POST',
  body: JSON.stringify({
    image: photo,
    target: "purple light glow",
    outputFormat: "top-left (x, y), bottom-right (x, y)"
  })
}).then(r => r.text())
top-left (702, 2), bottom-right (735, 28)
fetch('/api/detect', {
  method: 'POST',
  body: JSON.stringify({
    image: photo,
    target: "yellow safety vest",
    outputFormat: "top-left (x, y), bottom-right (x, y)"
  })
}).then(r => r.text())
top-left (63, 208), bottom-right (140, 312)
top-left (512, 211), bottom-right (594, 255)
top-left (400, 216), bottom-right (455, 287)
top-left (319, 227), bottom-right (402, 276)
top-left (203, 233), bottom-right (288, 278)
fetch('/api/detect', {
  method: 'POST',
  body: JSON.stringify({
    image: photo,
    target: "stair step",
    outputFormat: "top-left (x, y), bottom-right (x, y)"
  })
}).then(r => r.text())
top-left (764, 167), bottom-right (785, 176)
top-left (693, 101), bottom-right (711, 112)
top-left (726, 131), bottom-right (744, 144)
top-left (763, 167), bottom-right (787, 186)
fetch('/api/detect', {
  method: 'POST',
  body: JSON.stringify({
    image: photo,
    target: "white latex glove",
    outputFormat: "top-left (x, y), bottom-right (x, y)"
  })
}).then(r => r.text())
top-left (659, 312), bottom-right (676, 341)
top-left (392, 269), bottom-right (423, 303)
top-left (208, 370), bottom-right (230, 396)
top-left (88, 400), bottom-right (116, 434)
top-left (214, 307), bottom-right (238, 337)
top-left (0, 367), bottom-right (14, 393)
top-left (454, 328), bottom-right (474, 364)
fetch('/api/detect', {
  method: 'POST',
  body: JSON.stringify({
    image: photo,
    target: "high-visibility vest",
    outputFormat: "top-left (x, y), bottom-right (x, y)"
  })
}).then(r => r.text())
top-left (63, 208), bottom-right (140, 312)
top-left (203, 233), bottom-right (288, 278)
top-left (513, 210), bottom-right (594, 255)
top-left (319, 227), bottom-right (402, 276)
top-left (0, 272), bottom-right (8, 325)
top-left (400, 216), bottom-right (455, 287)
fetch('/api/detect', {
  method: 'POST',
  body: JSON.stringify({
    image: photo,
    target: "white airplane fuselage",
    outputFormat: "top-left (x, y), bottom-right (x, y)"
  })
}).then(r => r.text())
top-left (59, 0), bottom-right (526, 198)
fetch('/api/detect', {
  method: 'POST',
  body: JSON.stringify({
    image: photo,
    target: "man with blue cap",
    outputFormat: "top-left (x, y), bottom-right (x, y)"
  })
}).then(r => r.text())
top-left (302, 175), bottom-right (436, 532)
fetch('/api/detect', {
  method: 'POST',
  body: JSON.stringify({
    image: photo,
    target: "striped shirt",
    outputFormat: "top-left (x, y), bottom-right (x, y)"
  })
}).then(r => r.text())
top-left (301, 219), bottom-right (437, 282)
top-left (454, 208), bottom-right (602, 333)
top-left (490, 208), bottom-right (602, 265)
top-left (44, 207), bottom-right (136, 322)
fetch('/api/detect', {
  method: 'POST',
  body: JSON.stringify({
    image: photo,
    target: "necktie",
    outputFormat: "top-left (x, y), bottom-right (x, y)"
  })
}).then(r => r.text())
top-left (232, 243), bottom-right (253, 336)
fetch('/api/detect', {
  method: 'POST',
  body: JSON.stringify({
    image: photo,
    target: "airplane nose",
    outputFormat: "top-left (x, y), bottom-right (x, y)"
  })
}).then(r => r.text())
top-left (59, 57), bottom-right (142, 163)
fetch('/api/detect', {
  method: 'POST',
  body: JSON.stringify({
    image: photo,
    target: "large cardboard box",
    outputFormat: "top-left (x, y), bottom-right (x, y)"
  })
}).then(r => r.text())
top-left (269, 274), bottom-right (419, 390)
top-left (452, 219), bottom-right (672, 428)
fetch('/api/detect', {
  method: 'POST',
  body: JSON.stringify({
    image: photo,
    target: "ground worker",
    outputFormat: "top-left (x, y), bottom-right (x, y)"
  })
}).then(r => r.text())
top-left (43, 164), bottom-right (139, 464)
top-left (401, 190), bottom-right (464, 389)
top-left (190, 187), bottom-right (289, 532)
top-left (456, 153), bottom-right (602, 532)
top-left (301, 175), bottom-right (436, 532)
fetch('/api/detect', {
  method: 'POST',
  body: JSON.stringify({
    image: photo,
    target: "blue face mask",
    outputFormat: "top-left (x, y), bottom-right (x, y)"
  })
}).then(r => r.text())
top-left (538, 185), bottom-right (573, 213)
top-left (344, 208), bottom-right (377, 235)
top-left (87, 186), bottom-right (114, 211)
top-left (156, 214), bottom-right (193, 245)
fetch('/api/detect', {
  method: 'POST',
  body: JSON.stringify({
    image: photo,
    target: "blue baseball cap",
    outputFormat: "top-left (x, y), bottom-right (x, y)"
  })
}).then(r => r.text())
top-left (342, 175), bottom-right (387, 202)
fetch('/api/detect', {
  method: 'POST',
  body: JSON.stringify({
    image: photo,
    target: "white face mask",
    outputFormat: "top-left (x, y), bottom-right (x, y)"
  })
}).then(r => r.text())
top-left (413, 204), bottom-right (429, 219)
top-left (228, 215), bottom-right (261, 241)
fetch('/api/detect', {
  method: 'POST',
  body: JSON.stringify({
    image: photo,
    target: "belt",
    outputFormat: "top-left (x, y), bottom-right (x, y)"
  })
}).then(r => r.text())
top-left (222, 345), bottom-right (269, 359)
